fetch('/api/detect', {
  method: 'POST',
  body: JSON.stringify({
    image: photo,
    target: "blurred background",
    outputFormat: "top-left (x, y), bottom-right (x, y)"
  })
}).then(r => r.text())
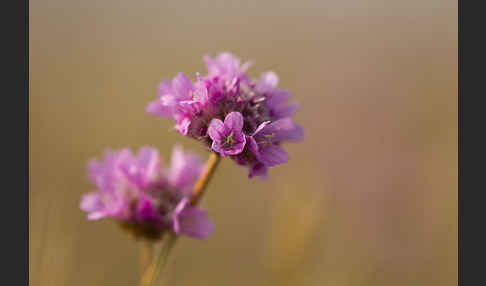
top-left (29, 0), bottom-right (457, 285)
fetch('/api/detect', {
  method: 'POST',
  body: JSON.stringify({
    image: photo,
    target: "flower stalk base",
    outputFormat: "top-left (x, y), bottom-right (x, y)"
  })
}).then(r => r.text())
top-left (139, 152), bottom-right (221, 286)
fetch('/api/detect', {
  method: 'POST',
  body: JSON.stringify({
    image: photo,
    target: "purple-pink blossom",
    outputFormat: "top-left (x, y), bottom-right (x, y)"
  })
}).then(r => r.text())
top-left (147, 52), bottom-right (304, 178)
top-left (208, 112), bottom-right (247, 157)
top-left (80, 146), bottom-right (214, 240)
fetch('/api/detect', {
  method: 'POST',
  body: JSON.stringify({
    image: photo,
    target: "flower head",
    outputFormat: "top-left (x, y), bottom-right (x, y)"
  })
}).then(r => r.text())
top-left (80, 146), bottom-right (213, 240)
top-left (147, 52), bottom-right (304, 178)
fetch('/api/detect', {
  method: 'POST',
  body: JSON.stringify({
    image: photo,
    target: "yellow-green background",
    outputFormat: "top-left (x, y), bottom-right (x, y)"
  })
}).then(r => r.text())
top-left (30, 0), bottom-right (457, 285)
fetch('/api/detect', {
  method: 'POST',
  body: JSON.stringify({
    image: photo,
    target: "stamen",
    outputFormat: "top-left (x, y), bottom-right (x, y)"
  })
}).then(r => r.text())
top-left (225, 132), bottom-right (235, 146)
top-left (189, 90), bottom-right (198, 100)
top-left (260, 133), bottom-right (274, 147)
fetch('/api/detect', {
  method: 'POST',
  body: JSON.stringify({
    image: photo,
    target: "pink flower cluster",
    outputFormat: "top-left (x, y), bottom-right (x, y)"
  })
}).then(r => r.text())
top-left (80, 146), bottom-right (213, 239)
top-left (147, 53), bottom-right (304, 178)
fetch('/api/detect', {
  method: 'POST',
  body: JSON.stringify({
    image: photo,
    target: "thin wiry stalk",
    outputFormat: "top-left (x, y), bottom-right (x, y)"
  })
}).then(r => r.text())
top-left (138, 152), bottom-right (221, 286)
top-left (139, 240), bottom-right (154, 275)
top-left (190, 152), bottom-right (221, 206)
top-left (139, 233), bottom-right (177, 286)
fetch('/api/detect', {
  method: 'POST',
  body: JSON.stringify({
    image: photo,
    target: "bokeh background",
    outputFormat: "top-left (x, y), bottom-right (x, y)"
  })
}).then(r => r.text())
top-left (29, 0), bottom-right (457, 285)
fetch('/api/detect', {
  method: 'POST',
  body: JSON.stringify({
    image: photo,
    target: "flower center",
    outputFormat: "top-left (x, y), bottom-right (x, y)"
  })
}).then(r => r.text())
top-left (224, 132), bottom-right (235, 147)
top-left (189, 90), bottom-right (198, 100)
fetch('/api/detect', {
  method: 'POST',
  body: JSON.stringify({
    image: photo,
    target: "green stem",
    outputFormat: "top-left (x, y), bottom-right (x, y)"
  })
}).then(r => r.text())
top-left (138, 152), bottom-right (221, 286)
top-left (139, 232), bottom-right (178, 286)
